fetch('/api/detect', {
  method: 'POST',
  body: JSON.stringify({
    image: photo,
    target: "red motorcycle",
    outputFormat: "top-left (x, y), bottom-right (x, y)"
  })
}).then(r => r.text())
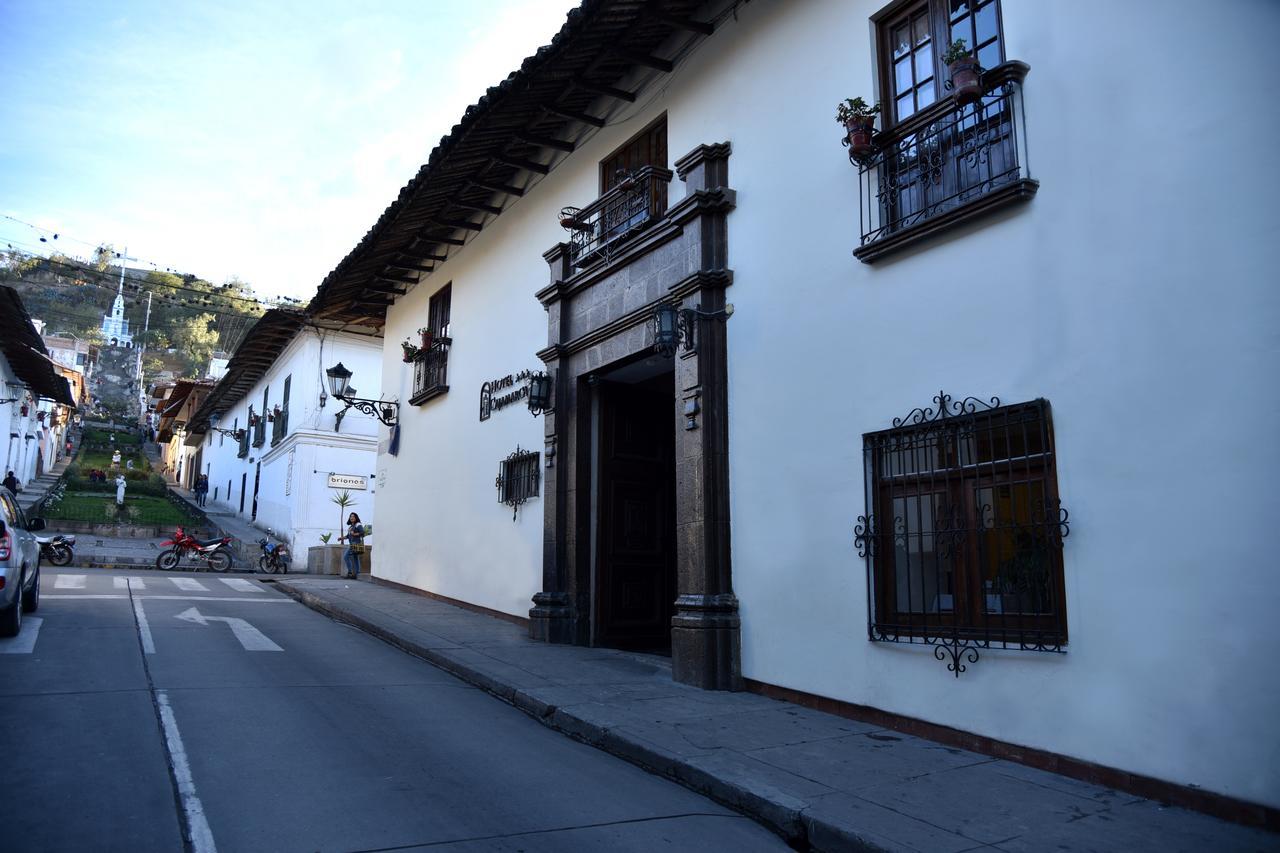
top-left (155, 526), bottom-right (234, 572)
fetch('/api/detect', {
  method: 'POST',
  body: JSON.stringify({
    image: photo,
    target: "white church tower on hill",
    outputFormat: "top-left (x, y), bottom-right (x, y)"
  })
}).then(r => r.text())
top-left (101, 273), bottom-right (133, 345)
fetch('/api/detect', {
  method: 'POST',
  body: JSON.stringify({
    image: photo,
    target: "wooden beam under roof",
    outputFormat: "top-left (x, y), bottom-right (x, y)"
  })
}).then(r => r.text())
top-left (387, 261), bottom-right (435, 273)
top-left (471, 179), bottom-right (525, 197)
top-left (572, 78), bottom-right (637, 102)
top-left (543, 104), bottom-right (607, 128)
top-left (612, 48), bottom-right (673, 72)
top-left (432, 217), bottom-right (484, 232)
top-left (453, 199), bottom-right (504, 216)
top-left (651, 11), bottom-right (714, 35)
top-left (402, 251), bottom-right (448, 263)
top-left (517, 133), bottom-right (575, 153)
top-left (423, 234), bottom-right (467, 246)
top-left (495, 155), bottom-right (551, 175)
top-left (373, 272), bottom-right (417, 284)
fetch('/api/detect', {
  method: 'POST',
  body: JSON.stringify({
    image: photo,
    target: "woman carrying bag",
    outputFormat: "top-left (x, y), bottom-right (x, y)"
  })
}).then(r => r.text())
top-left (339, 512), bottom-right (365, 580)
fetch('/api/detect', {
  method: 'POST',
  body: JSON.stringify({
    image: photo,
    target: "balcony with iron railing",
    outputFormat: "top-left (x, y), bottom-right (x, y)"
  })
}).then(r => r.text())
top-left (559, 165), bottom-right (672, 271)
top-left (270, 408), bottom-right (287, 446)
top-left (251, 418), bottom-right (266, 448)
top-left (409, 337), bottom-right (452, 406)
top-left (851, 62), bottom-right (1036, 263)
top-left (237, 428), bottom-right (250, 459)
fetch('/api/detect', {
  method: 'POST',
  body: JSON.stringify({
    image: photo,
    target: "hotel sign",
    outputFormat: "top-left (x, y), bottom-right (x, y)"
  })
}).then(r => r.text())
top-left (479, 370), bottom-right (534, 421)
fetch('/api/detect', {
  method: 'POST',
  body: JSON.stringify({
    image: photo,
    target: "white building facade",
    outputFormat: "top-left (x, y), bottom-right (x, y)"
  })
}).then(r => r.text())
top-left (185, 311), bottom-right (384, 561)
top-left (304, 0), bottom-right (1279, 821)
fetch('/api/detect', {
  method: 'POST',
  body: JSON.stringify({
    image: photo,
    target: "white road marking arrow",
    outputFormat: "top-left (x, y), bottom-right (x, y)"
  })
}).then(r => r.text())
top-left (174, 607), bottom-right (282, 652)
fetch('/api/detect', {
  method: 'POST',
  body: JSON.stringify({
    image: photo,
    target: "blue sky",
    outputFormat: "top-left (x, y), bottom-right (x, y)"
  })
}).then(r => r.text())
top-left (0, 0), bottom-right (579, 300)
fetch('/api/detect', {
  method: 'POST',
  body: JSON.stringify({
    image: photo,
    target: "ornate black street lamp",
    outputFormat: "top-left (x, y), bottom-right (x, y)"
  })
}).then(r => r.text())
top-left (651, 302), bottom-right (734, 357)
top-left (208, 412), bottom-right (245, 441)
top-left (527, 371), bottom-right (553, 416)
top-left (325, 362), bottom-right (399, 430)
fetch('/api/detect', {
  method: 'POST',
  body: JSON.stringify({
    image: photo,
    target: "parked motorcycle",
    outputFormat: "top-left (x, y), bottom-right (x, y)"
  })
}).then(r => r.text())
top-left (36, 534), bottom-right (75, 567)
top-left (156, 526), bottom-right (233, 572)
top-left (256, 537), bottom-right (290, 574)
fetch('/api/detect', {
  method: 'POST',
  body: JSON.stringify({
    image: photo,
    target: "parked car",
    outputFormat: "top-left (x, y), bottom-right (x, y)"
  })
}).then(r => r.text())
top-left (0, 488), bottom-right (44, 637)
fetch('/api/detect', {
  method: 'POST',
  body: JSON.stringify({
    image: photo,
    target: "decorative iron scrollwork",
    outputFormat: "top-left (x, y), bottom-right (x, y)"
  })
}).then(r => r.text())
top-left (854, 514), bottom-right (876, 558)
top-left (893, 390), bottom-right (1001, 428)
top-left (933, 639), bottom-right (981, 678)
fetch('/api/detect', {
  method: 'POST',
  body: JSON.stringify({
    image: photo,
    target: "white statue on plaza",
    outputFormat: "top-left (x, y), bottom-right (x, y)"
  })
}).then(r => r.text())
top-left (115, 474), bottom-right (127, 506)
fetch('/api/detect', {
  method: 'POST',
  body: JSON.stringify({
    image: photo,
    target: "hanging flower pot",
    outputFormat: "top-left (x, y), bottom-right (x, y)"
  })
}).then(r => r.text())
top-left (418, 327), bottom-right (432, 349)
top-left (944, 39), bottom-right (983, 105)
top-left (401, 339), bottom-right (420, 363)
top-left (559, 206), bottom-right (585, 230)
top-left (835, 97), bottom-right (881, 161)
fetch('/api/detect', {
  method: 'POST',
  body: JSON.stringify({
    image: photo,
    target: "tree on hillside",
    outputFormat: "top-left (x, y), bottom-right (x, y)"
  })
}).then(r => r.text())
top-left (174, 313), bottom-right (219, 378)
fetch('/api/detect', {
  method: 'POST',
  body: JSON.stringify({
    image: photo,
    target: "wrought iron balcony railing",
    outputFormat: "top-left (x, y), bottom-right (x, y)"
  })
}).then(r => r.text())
top-left (410, 336), bottom-right (451, 405)
top-left (237, 429), bottom-right (250, 458)
top-left (852, 61), bottom-right (1036, 263)
top-left (561, 165), bottom-right (672, 270)
top-left (251, 419), bottom-right (266, 448)
top-left (270, 409), bottom-right (287, 446)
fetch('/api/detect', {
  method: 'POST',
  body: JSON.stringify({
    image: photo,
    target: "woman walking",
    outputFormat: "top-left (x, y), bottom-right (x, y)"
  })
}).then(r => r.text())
top-left (339, 512), bottom-right (365, 580)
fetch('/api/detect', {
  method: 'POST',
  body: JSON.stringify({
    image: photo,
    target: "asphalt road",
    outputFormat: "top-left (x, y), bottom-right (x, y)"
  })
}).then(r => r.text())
top-left (0, 569), bottom-right (787, 852)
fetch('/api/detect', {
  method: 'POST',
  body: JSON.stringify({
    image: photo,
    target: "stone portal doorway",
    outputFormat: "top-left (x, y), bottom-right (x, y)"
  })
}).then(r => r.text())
top-left (594, 367), bottom-right (676, 652)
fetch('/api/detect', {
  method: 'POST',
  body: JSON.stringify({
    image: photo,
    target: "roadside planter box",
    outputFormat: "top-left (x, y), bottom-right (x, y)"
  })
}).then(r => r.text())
top-left (306, 544), bottom-right (372, 575)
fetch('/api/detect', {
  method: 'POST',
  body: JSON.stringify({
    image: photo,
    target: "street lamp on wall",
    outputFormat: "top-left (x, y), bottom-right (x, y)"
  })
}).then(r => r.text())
top-left (325, 362), bottom-right (399, 431)
top-left (527, 371), bottom-right (553, 416)
top-left (651, 302), bottom-right (734, 357)
top-left (208, 412), bottom-right (245, 441)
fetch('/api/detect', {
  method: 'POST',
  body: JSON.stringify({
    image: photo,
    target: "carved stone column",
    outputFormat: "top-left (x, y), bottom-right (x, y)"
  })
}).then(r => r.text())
top-left (669, 142), bottom-right (742, 690)
top-left (529, 242), bottom-right (576, 643)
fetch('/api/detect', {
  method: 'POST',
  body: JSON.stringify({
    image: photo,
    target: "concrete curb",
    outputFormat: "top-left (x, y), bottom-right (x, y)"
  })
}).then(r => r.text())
top-left (275, 582), bottom-right (877, 851)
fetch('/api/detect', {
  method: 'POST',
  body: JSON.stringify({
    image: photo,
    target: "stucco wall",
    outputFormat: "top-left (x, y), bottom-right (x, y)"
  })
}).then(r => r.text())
top-left (371, 0), bottom-right (1278, 807)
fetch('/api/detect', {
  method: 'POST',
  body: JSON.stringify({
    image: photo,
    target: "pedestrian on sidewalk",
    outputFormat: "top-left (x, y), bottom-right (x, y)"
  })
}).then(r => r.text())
top-left (194, 474), bottom-right (209, 507)
top-left (2, 470), bottom-right (18, 495)
top-left (339, 512), bottom-right (365, 580)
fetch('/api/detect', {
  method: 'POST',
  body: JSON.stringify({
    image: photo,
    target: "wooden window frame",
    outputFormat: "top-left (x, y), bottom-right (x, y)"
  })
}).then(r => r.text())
top-left (599, 114), bottom-right (668, 194)
top-left (863, 398), bottom-right (1068, 648)
top-left (872, 0), bottom-right (1006, 128)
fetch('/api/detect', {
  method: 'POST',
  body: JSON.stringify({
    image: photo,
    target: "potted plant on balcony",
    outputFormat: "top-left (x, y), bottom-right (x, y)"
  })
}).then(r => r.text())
top-left (559, 206), bottom-right (588, 231)
top-left (400, 338), bottom-right (421, 363)
top-left (418, 327), bottom-right (433, 349)
top-left (835, 97), bottom-right (881, 159)
top-left (943, 38), bottom-right (983, 105)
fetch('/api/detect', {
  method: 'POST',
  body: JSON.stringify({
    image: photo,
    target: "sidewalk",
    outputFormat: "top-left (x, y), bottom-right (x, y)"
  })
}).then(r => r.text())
top-left (272, 576), bottom-right (1276, 853)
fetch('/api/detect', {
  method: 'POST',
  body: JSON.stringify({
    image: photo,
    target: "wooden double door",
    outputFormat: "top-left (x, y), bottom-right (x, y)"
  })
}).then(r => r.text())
top-left (595, 378), bottom-right (676, 652)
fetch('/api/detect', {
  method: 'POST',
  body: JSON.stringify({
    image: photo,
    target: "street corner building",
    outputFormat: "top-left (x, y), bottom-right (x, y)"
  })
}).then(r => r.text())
top-left (299, 0), bottom-right (1280, 827)
top-left (0, 285), bottom-right (78, 489)
top-left (181, 309), bottom-right (384, 565)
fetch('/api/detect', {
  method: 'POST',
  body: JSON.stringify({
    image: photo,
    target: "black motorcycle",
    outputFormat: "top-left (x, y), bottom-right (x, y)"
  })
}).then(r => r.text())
top-left (35, 534), bottom-right (75, 567)
top-left (256, 538), bottom-right (291, 574)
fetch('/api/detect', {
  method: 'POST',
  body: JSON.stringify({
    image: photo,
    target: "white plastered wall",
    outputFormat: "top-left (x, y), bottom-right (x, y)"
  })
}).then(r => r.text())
top-left (371, 0), bottom-right (1278, 806)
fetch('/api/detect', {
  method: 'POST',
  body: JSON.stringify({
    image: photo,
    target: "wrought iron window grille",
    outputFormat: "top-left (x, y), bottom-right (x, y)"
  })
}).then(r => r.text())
top-left (236, 427), bottom-right (250, 459)
top-left (857, 391), bottom-right (1070, 677)
top-left (496, 446), bottom-right (540, 521)
top-left (561, 165), bottom-right (672, 270)
top-left (410, 336), bottom-right (452, 406)
top-left (852, 62), bottom-right (1036, 263)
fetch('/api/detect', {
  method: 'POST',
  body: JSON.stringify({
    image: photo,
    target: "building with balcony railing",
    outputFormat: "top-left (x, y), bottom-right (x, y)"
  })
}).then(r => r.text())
top-left (300, 0), bottom-right (1279, 823)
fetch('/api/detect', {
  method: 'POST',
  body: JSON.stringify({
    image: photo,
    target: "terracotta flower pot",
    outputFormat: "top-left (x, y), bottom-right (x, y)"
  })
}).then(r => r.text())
top-left (844, 116), bottom-right (877, 158)
top-left (948, 56), bottom-right (983, 105)
top-left (420, 331), bottom-right (432, 349)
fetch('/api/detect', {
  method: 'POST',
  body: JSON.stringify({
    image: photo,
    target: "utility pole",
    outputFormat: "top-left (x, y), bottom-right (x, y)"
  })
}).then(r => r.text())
top-left (136, 290), bottom-right (152, 427)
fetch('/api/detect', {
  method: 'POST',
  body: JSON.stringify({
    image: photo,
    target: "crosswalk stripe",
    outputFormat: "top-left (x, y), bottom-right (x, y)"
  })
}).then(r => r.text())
top-left (171, 578), bottom-right (208, 592)
top-left (219, 578), bottom-right (260, 592)
top-left (113, 576), bottom-right (149, 590)
top-left (54, 574), bottom-right (86, 589)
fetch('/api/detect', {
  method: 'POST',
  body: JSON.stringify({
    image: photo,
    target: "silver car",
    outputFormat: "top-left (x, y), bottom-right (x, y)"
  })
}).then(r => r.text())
top-left (0, 488), bottom-right (44, 637)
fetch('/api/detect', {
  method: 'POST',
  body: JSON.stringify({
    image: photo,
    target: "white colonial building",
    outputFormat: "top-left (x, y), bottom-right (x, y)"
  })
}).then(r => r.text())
top-left (184, 310), bottom-right (384, 561)
top-left (302, 0), bottom-right (1278, 825)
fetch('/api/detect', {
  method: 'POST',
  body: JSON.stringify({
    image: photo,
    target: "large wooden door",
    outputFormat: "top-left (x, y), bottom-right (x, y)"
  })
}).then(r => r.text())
top-left (596, 379), bottom-right (676, 651)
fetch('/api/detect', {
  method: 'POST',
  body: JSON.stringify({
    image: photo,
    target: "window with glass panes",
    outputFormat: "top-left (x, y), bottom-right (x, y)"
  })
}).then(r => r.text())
top-left (876, 0), bottom-right (1004, 125)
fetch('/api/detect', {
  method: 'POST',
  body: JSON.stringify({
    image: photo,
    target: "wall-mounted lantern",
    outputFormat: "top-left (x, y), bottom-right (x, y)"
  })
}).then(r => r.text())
top-left (651, 302), bottom-right (735, 357)
top-left (208, 412), bottom-right (244, 441)
top-left (527, 371), bottom-right (553, 416)
top-left (326, 362), bottom-right (399, 430)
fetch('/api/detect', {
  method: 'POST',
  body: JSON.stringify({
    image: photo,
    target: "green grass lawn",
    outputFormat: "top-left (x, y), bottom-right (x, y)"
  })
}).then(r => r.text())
top-left (40, 492), bottom-right (200, 526)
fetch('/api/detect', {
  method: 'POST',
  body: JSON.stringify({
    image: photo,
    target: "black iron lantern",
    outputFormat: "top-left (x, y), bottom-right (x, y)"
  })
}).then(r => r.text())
top-left (652, 303), bottom-right (680, 358)
top-left (325, 362), bottom-right (353, 399)
top-left (528, 371), bottom-right (553, 416)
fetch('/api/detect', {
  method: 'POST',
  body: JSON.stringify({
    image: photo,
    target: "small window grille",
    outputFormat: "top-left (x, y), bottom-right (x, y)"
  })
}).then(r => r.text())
top-left (496, 447), bottom-right (540, 520)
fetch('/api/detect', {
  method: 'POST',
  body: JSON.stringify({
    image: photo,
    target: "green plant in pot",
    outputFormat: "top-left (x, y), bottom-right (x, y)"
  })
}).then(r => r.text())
top-left (943, 38), bottom-right (983, 105)
top-left (835, 97), bottom-right (881, 159)
top-left (400, 338), bottom-right (421, 363)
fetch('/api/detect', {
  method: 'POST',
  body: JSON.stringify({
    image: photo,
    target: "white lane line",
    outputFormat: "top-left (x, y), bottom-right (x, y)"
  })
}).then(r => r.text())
top-left (155, 691), bottom-right (217, 853)
top-left (218, 578), bottom-right (260, 593)
top-left (130, 579), bottom-right (155, 655)
top-left (114, 576), bottom-right (147, 590)
top-left (44, 595), bottom-right (294, 603)
top-left (54, 574), bottom-right (86, 589)
top-left (171, 578), bottom-right (208, 592)
top-left (0, 616), bottom-right (43, 653)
